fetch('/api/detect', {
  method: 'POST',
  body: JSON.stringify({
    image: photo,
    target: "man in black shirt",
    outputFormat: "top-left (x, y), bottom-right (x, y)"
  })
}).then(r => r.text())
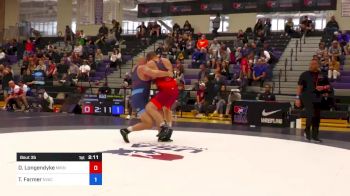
top-left (259, 84), bottom-right (276, 101)
top-left (295, 59), bottom-right (331, 142)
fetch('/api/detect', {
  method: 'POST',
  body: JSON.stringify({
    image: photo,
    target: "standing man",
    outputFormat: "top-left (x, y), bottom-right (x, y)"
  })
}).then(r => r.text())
top-left (295, 59), bottom-right (331, 142)
top-left (212, 13), bottom-right (221, 37)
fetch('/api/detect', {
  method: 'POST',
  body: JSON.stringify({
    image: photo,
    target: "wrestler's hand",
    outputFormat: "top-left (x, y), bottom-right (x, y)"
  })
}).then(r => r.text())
top-left (168, 71), bottom-right (174, 77)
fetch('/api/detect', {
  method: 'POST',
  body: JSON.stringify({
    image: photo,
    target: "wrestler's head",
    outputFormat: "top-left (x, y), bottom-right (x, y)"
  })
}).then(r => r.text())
top-left (137, 57), bottom-right (147, 65)
top-left (146, 51), bottom-right (158, 62)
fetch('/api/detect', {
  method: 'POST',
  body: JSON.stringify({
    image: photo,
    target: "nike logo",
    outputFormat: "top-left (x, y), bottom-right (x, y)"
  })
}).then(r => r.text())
top-left (262, 109), bottom-right (281, 117)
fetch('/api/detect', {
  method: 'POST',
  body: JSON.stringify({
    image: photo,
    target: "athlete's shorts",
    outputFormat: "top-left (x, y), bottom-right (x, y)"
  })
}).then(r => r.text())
top-left (131, 88), bottom-right (149, 116)
top-left (150, 87), bottom-right (179, 110)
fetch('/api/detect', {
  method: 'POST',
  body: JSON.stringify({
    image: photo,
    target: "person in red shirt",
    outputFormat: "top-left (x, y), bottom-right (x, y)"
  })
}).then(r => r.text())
top-left (196, 34), bottom-right (209, 49)
top-left (25, 39), bottom-right (34, 55)
top-left (46, 60), bottom-right (57, 80)
top-left (194, 82), bottom-right (206, 116)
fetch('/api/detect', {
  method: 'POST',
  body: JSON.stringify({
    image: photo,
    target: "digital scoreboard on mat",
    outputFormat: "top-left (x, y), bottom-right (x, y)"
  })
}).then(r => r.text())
top-left (82, 94), bottom-right (125, 116)
top-left (16, 153), bottom-right (102, 186)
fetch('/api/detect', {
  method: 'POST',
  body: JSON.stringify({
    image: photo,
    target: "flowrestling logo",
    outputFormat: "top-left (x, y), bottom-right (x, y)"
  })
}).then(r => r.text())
top-left (103, 143), bottom-right (207, 161)
top-left (233, 106), bottom-right (248, 124)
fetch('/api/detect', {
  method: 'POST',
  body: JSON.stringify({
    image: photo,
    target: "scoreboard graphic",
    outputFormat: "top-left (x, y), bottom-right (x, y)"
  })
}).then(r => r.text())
top-left (17, 153), bottom-right (102, 186)
top-left (82, 94), bottom-right (125, 116)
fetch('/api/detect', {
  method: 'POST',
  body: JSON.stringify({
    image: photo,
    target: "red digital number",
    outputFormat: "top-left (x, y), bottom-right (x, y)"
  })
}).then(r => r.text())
top-left (83, 104), bottom-right (94, 114)
top-left (89, 161), bottom-right (102, 173)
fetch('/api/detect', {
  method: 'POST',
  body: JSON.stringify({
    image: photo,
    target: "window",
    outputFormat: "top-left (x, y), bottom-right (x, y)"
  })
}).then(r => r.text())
top-left (209, 15), bottom-right (229, 32)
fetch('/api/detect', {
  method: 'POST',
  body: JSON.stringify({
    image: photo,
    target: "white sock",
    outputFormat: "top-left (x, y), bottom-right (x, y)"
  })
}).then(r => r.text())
top-left (127, 126), bottom-right (133, 132)
top-left (168, 122), bottom-right (172, 127)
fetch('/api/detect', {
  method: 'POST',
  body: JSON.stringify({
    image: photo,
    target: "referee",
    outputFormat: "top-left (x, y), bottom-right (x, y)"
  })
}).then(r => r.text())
top-left (295, 59), bottom-right (331, 142)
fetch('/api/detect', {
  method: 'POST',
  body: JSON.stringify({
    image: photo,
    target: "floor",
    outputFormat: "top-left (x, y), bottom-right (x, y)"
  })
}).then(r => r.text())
top-left (1, 112), bottom-right (350, 196)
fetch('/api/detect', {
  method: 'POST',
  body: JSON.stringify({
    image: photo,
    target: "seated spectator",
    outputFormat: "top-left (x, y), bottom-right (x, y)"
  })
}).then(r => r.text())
top-left (185, 35), bottom-right (195, 56)
top-left (325, 16), bottom-right (339, 33)
top-left (328, 56), bottom-right (340, 80)
top-left (173, 23), bottom-right (181, 35)
top-left (38, 89), bottom-right (54, 112)
top-left (183, 20), bottom-right (193, 34)
top-left (254, 19), bottom-right (264, 37)
top-left (196, 34), bottom-right (209, 49)
top-left (259, 84), bottom-right (276, 101)
top-left (328, 40), bottom-right (344, 65)
top-left (88, 55), bottom-right (97, 76)
top-left (209, 38), bottom-right (221, 59)
top-left (221, 60), bottom-right (230, 79)
top-left (225, 89), bottom-right (241, 116)
top-left (46, 60), bottom-right (57, 80)
top-left (68, 63), bottom-right (79, 84)
top-left (239, 54), bottom-right (251, 83)
top-left (337, 31), bottom-right (350, 51)
top-left (219, 44), bottom-right (231, 62)
top-left (194, 82), bottom-right (206, 117)
top-left (56, 59), bottom-right (69, 77)
top-left (285, 18), bottom-right (296, 37)
top-left (3, 80), bottom-right (29, 111)
top-left (198, 64), bottom-right (210, 82)
top-left (18, 80), bottom-right (31, 96)
top-left (320, 55), bottom-right (330, 74)
top-left (300, 16), bottom-right (313, 34)
top-left (155, 43), bottom-right (165, 56)
top-left (316, 42), bottom-right (328, 59)
top-left (212, 85), bottom-right (229, 118)
top-left (237, 29), bottom-right (246, 44)
top-left (252, 58), bottom-right (267, 87)
top-left (35, 60), bottom-right (46, 72)
top-left (73, 43), bottom-right (83, 57)
top-left (95, 48), bottom-right (104, 64)
top-left (110, 49), bottom-right (122, 69)
top-left (79, 60), bottom-right (91, 81)
top-left (136, 22), bottom-right (147, 39)
top-left (174, 61), bottom-right (185, 84)
top-left (171, 81), bottom-right (188, 115)
top-left (22, 69), bottom-right (35, 87)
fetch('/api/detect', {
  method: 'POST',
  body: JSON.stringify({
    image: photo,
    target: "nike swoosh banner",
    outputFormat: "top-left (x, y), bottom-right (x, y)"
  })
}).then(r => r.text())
top-left (232, 101), bottom-right (291, 127)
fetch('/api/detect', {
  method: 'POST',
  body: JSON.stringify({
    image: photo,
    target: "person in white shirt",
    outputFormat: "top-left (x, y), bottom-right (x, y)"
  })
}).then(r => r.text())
top-left (79, 60), bottom-right (91, 81)
top-left (110, 48), bottom-right (122, 69)
top-left (3, 80), bottom-right (29, 111)
top-left (0, 48), bottom-right (6, 64)
top-left (73, 43), bottom-right (83, 56)
top-left (18, 80), bottom-right (29, 95)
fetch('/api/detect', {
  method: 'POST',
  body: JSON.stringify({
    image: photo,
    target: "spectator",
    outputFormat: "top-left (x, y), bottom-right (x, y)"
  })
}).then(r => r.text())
top-left (328, 40), bottom-right (344, 65)
top-left (212, 85), bottom-right (229, 118)
top-left (97, 23), bottom-right (109, 44)
top-left (110, 48), bottom-right (122, 69)
top-left (264, 18), bottom-right (272, 37)
top-left (78, 60), bottom-right (91, 81)
top-left (111, 21), bottom-right (123, 45)
top-left (150, 21), bottom-right (161, 38)
top-left (73, 43), bottom-right (83, 57)
top-left (194, 82), bottom-right (206, 117)
top-left (35, 60), bottom-right (46, 72)
top-left (337, 31), bottom-right (350, 51)
top-left (183, 20), bottom-right (193, 34)
top-left (18, 80), bottom-right (30, 96)
top-left (197, 34), bottom-right (209, 49)
top-left (3, 80), bottom-right (29, 111)
top-left (325, 16), bottom-right (339, 33)
top-left (221, 60), bottom-right (230, 79)
top-left (68, 63), bottom-right (79, 83)
top-left (46, 60), bottom-right (57, 80)
top-left (254, 19), bottom-right (264, 37)
top-left (173, 23), bottom-right (181, 35)
top-left (22, 69), bottom-right (35, 87)
top-left (237, 29), bottom-right (246, 44)
top-left (225, 89), bottom-right (241, 116)
top-left (328, 56), bottom-right (340, 80)
top-left (174, 61), bottom-right (185, 84)
top-left (316, 42), bottom-right (328, 59)
top-left (209, 38), bottom-right (221, 59)
top-left (1, 67), bottom-right (13, 98)
top-left (171, 81), bottom-right (188, 115)
top-left (95, 48), bottom-right (104, 64)
top-left (155, 43), bottom-right (165, 56)
top-left (259, 84), bottom-right (276, 101)
top-left (198, 64), bottom-right (210, 82)
top-left (185, 35), bottom-right (195, 56)
top-left (25, 39), bottom-right (34, 55)
top-left (136, 22), bottom-right (147, 39)
top-left (300, 16), bottom-right (313, 34)
top-left (320, 55), bottom-right (330, 74)
top-left (252, 58), bottom-right (267, 87)
top-left (285, 18), bottom-right (296, 37)
top-left (64, 25), bottom-right (74, 47)
top-left (212, 13), bottom-right (221, 36)
top-left (38, 89), bottom-right (54, 112)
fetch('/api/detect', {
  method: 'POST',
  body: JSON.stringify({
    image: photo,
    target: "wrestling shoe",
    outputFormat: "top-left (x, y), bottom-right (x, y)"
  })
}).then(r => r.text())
top-left (120, 128), bottom-right (130, 143)
top-left (157, 124), bottom-right (170, 140)
top-left (158, 129), bottom-right (173, 142)
top-left (312, 137), bottom-right (322, 143)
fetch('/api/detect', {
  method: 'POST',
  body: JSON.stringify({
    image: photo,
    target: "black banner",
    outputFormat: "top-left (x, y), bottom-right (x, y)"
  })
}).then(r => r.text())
top-left (17, 153), bottom-right (102, 161)
top-left (138, 0), bottom-right (337, 18)
top-left (232, 101), bottom-right (291, 127)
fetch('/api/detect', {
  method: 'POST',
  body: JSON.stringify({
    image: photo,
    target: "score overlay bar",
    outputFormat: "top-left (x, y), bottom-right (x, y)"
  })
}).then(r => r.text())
top-left (17, 153), bottom-right (102, 186)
